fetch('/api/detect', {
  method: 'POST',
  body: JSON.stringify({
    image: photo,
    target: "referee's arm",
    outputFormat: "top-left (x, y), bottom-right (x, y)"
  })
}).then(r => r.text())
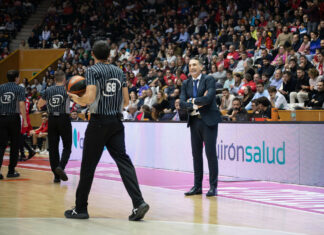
top-left (37, 98), bottom-right (46, 110)
top-left (122, 87), bottom-right (129, 108)
top-left (68, 85), bottom-right (97, 106)
top-left (19, 101), bottom-right (28, 127)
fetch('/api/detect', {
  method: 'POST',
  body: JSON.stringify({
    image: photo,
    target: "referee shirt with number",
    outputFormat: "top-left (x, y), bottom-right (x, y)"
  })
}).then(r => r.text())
top-left (0, 82), bottom-right (25, 114)
top-left (86, 63), bottom-right (126, 115)
top-left (41, 85), bottom-right (70, 114)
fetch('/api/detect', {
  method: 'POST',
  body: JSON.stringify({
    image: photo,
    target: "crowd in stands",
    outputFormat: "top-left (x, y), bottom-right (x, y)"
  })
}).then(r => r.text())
top-left (0, 0), bottom-right (39, 60)
top-left (14, 0), bottom-right (324, 121)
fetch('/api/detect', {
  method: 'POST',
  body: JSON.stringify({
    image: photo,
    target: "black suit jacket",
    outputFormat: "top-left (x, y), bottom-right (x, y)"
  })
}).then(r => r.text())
top-left (180, 74), bottom-right (222, 127)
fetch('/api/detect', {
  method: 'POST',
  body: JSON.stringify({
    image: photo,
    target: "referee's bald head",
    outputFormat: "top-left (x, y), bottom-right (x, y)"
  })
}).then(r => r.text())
top-left (92, 40), bottom-right (109, 61)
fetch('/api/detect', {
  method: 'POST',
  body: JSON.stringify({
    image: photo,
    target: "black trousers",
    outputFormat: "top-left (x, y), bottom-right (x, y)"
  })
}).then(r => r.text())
top-left (75, 115), bottom-right (144, 212)
top-left (19, 134), bottom-right (33, 157)
top-left (48, 115), bottom-right (72, 178)
top-left (189, 116), bottom-right (218, 188)
top-left (0, 115), bottom-right (21, 173)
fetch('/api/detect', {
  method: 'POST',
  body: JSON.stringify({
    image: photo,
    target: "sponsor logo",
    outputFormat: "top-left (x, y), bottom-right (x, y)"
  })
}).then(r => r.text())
top-left (217, 141), bottom-right (286, 165)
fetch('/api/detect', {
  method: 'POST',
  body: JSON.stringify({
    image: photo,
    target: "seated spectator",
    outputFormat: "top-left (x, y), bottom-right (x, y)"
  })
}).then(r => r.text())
top-left (135, 105), bottom-right (152, 121)
top-left (279, 71), bottom-right (297, 102)
top-left (223, 70), bottom-right (235, 90)
top-left (143, 88), bottom-right (157, 108)
top-left (127, 91), bottom-right (139, 109)
top-left (308, 68), bottom-right (321, 91)
top-left (306, 80), bottom-right (324, 109)
top-left (314, 50), bottom-right (323, 76)
top-left (246, 81), bottom-right (270, 110)
top-left (268, 86), bottom-right (288, 110)
top-left (70, 111), bottom-right (82, 122)
top-left (161, 99), bottom-right (187, 121)
top-left (123, 105), bottom-right (139, 121)
top-left (220, 88), bottom-right (235, 111)
top-left (290, 67), bottom-right (310, 104)
top-left (256, 96), bottom-right (272, 118)
top-left (231, 73), bottom-right (243, 95)
top-left (270, 69), bottom-right (283, 90)
top-left (242, 86), bottom-right (254, 107)
top-left (227, 98), bottom-right (249, 121)
top-left (29, 113), bottom-right (48, 153)
top-left (156, 90), bottom-right (171, 113)
top-left (238, 73), bottom-right (256, 96)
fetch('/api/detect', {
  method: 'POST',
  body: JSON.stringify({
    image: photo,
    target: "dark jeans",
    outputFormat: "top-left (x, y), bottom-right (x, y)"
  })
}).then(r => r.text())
top-left (189, 116), bottom-right (218, 188)
top-left (0, 115), bottom-right (21, 173)
top-left (48, 115), bottom-right (72, 178)
top-left (75, 115), bottom-right (144, 212)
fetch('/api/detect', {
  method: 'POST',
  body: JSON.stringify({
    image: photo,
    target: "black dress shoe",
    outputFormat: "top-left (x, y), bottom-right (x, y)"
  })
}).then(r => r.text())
top-left (55, 166), bottom-right (68, 181)
top-left (206, 187), bottom-right (217, 197)
top-left (0, 174), bottom-right (3, 180)
top-left (7, 172), bottom-right (20, 178)
top-left (129, 202), bottom-right (150, 221)
top-left (28, 151), bottom-right (36, 160)
top-left (184, 186), bottom-right (202, 196)
top-left (65, 208), bottom-right (89, 219)
top-left (53, 178), bottom-right (61, 183)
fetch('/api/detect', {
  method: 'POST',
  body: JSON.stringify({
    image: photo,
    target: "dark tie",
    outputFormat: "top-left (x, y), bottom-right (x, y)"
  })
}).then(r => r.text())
top-left (193, 79), bottom-right (198, 98)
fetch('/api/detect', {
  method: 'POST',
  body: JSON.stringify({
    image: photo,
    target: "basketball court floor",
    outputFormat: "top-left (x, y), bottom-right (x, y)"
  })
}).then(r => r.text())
top-left (1, 155), bottom-right (324, 235)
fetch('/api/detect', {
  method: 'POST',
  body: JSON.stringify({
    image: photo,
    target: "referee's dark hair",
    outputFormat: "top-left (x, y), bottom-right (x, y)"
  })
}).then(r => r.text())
top-left (54, 70), bottom-right (65, 82)
top-left (92, 40), bottom-right (109, 60)
top-left (7, 70), bottom-right (19, 82)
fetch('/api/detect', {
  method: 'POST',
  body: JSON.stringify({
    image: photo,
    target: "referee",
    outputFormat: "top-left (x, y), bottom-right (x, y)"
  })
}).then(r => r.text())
top-left (37, 70), bottom-right (72, 183)
top-left (65, 40), bottom-right (149, 221)
top-left (0, 70), bottom-right (27, 179)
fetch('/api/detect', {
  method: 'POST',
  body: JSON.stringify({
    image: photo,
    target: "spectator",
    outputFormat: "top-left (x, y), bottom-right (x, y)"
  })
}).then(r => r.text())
top-left (227, 98), bottom-right (249, 121)
top-left (220, 88), bottom-right (235, 111)
top-left (29, 113), bottom-right (48, 153)
top-left (242, 86), bottom-right (254, 107)
top-left (308, 68), bottom-right (322, 91)
top-left (274, 25), bottom-right (293, 49)
top-left (238, 73), bottom-right (256, 96)
top-left (246, 81), bottom-right (270, 110)
top-left (123, 105), bottom-right (139, 121)
top-left (270, 69), bottom-right (283, 90)
top-left (223, 71), bottom-right (235, 90)
top-left (268, 86), bottom-right (288, 110)
top-left (306, 80), bottom-right (324, 109)
top-left (256, 96), bottom-right (272, 118)
top-left (70, 111), bottom-right (82, 122)
top-left (290, 67), bottom-right (310, 104)
top-left (279, 71), bottom-right (297, 102)
top-left (143, 88), bottom-right (157, 108)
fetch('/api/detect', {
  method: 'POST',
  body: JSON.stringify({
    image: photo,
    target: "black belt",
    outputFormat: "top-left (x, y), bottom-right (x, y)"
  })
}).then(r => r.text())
top-left (91, 114), bottom-right (121, 119)
top-left (49, 112), bottom-right (69, 117)
top-left (191, 114), bottom-right (202, 119)
top-left (0, 113), bottom-right (19, 116)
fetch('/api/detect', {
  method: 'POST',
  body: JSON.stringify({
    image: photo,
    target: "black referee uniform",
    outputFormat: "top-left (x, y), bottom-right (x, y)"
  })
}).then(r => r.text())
top-left (0, 81), bottom-right (25, 179)
top-left (66, 62), bottom-right (148, 220)
top-left (41, 85), bottom-right (72, 182)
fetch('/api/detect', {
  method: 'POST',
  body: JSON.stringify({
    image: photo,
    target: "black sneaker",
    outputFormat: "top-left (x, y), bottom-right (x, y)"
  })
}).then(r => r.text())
top-left (128, 202), bottom-right (150, 221)
top-left (53, 178), bottom-right (61, 183)
top-left (55, 166), bottom-right (68, 181)
top-left (65, 208), bottom-right (89, 219)
top-left (0, 174), bottom-right (3, 180)
top-left (27, 150), bottom-right (36, 160)
top-left (7, 172), bottom-right (20, 178)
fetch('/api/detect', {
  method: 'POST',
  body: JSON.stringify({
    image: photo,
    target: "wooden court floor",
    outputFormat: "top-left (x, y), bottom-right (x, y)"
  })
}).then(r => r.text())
top-left (1, 166), bottom-right (324, 235)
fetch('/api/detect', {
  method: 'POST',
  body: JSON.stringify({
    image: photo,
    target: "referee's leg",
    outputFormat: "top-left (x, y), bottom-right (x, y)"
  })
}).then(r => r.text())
top-left (0, 118), bottom-right (9, 174)
top-left (75, 122), bottom-right (106, 212)
top-left (106, 124), bottom-right (144, 208)
top-left (48, 118), bottom-right (60, 178)
top-left (58, 117), bottom-right (72, 169)
top-left (8, 116), bottom-right (21, 174)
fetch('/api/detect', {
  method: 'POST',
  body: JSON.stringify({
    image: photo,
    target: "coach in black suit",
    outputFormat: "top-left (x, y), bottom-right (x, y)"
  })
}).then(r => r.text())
top-left (180, 58), bottom-right (222, 197)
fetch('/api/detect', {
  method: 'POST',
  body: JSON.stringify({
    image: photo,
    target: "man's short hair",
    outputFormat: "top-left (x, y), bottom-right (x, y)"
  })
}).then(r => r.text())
top-left (7, 70), bottom-right (19, 82)
top-left (54, 70), bottom-right (65, 82)
top-left (190, 56), bottom-right (203, 65)
top-left (257, 97), bottom-right (271, 107)
top-left (296, 66), bottom-right (305, 72)
top-left (256, 81), bottom-right (264, 86)
top-left (232, 97), bottom-right (242, 105)
top-left (244, 73), bottom-right (252, 81)
top-left (92, 40), bottom-right (109, 60)
top-left (268, 86), bottom-right (277, 93)
top-left (222, 88), bottom-right (229, 92)
top-left (283, 71), bottom-right (292, 77)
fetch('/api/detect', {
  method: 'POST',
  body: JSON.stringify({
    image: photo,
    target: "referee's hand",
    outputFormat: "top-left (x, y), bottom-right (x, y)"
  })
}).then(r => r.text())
top-left (23, 120), bottom-right (28, 128)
